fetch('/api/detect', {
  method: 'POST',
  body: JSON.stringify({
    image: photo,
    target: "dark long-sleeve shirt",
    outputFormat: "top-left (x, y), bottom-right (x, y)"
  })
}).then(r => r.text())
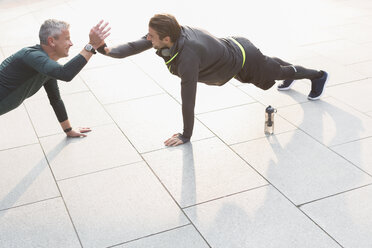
top-left (0, 45), bottom-right (87, 121)
top-left (102, 26), bottom-right (244, 140)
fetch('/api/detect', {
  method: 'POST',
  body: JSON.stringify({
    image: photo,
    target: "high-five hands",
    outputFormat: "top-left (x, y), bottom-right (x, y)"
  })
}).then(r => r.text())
top-left (89, 20), bottom-right (111, 49)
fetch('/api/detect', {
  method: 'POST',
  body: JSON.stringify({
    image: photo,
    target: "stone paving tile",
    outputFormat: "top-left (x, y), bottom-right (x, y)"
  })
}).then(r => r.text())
top-left (188, 83), bottom-right (256, 115)
top-left (326, 78), bottom-right (372, 113)
top-left (231, 130), bottom-right (372, 206)
top-left (106, 94), bottom-right (214, 153)
top-left (25, 91), bottom-right (113, 137)
top-left (30, 1), bottom-right (78, 24)
top-left (327, 22), bottom-right (372, 44)
top-left (184, 186), bottom-right (341, 248)
top-left (307, 40), bottom-right (372, 65)
top-left (80, 61), bottom-right (164, 105)
top-left (143, 138), bottom-right (267, 208)
top-left (0, 13), bottom-right (38, 47)
top-left (0, 4), bottom-right (30, 24)
top-left (348, 60), bottom-right (372, 78)
top-left (58, 161), bottom-right (189, 248)
top-left (117, 225), bottom-right (209, 248)
top-left (290, 55), bottom-right (367, 86)
top-left (197, 102), bottom-right (296, 145)
top-left (40, 124), bottom-right (142, 180)
top-left (238, 80), bottom-right (313, 108)
top-left (278, 97), bottom-right (372, 146)
top-left (301, 185), bottom-right (372, 248)
top-left (130, 50), bottom-right (188, 100)
top-left (0, 105), bottom-right (38, 151)
top-left (331, 137), bottom-right (372, 176)
top-left (0, 144), bottom-right (59, 210)
top-left (0, 198), bottom-right (81, 248)
top-left (26, 75), bottom-right (89, 101)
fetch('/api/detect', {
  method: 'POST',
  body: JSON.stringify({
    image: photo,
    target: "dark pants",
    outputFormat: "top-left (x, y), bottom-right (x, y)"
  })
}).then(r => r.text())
top-left (233, 37), bottom-right (321, 90)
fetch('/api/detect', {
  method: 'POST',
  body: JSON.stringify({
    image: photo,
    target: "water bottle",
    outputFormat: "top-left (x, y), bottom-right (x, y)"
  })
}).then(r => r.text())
top-left (264, 105), bottom-right (277, 135)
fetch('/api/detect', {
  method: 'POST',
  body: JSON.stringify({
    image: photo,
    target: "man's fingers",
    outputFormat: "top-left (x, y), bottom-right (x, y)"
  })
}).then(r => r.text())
top-left (94, 20), bottom-right (104, 29)
top-left (164, 136), bottom-right (184, 147)
top-left (79, 128), bottom-right (91, 133)
top-left (102, 32), bottom-right (111, 40)
top-left (171, 140), bottom-right (183, 146)
top-left (102, 27), bottom-right (111, 35)
top-left (99, 22), bottom-right (109, 32)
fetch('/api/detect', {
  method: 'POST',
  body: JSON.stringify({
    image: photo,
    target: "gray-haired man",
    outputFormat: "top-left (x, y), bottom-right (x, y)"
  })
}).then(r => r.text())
top-left (0, 19), bottom-right (110, 137)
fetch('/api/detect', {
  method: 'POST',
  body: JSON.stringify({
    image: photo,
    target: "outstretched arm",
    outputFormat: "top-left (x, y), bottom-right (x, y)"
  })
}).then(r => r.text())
top-left (24, 20), bottom-right (111, 82)
top-left (97, 36), bottom-right (152, 58)
top-left (164, 54), bottom-right (199, 147)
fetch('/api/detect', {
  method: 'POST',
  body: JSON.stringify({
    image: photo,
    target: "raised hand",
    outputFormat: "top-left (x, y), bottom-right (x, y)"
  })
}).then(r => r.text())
top-left (89, 20), bottom-right (111, 49)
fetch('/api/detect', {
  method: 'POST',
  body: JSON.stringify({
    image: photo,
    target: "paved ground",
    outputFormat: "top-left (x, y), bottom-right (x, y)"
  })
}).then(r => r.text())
top-left (1, 0), bottom-right (372, 247)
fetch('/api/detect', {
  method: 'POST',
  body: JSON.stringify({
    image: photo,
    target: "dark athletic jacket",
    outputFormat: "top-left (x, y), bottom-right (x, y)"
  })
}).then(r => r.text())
top-left (103, 26), bottom-right (244, 140)
top-left (0, 45), bottom-right (87, 120)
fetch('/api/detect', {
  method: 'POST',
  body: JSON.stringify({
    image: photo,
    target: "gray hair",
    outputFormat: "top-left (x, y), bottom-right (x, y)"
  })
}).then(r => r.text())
top-left (39, 19), bottom-right (70, 45)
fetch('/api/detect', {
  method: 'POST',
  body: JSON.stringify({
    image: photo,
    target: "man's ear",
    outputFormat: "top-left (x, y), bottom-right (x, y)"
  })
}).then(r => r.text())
top-left (47, 36), bottom-right (55, 48)
top-left (163, 36), bottom-right (171, 44)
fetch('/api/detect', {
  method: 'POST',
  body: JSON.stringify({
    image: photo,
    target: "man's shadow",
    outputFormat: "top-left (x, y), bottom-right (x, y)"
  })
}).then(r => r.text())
top-left (264, 92), bottom-right (371, 237)
top-left (176, 142), bottom-right (196, 222)
top-left (0, 138), bottom-right (71, 219)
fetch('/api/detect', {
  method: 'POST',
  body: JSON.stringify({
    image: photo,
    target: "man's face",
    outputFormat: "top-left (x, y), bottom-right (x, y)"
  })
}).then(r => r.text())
top-left (53, 29), bottom-right (73, 58)
top-left (147, 27), bottom-right (168, 50)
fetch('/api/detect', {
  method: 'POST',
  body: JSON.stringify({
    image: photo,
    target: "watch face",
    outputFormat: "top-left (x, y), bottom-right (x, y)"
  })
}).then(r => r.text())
top-left (85, 44), bottom-right (93, 51)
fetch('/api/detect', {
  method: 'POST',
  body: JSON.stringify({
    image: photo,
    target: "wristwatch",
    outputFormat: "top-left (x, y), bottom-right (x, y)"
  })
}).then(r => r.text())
top-left (84, 44), bottom-right (96, 54)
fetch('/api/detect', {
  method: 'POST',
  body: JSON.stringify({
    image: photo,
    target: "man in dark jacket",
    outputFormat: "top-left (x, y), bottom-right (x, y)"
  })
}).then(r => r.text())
top-left (0, 19), bottom-right (110, 137)
top-left (98, 13), bottom-right (328, 146)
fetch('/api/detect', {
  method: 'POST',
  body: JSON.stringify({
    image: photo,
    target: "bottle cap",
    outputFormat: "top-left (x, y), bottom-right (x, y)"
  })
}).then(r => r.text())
top-left (266, 105), bottom-right (275, 114)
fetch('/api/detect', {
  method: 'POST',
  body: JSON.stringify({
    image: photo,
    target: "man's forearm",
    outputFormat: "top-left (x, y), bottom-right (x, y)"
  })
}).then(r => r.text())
top-left (97, 37), bottom-right (152, 58)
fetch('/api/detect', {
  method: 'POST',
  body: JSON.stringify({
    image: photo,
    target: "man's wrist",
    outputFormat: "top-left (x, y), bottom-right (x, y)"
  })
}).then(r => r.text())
top-left (64, 127), bottom-right (72, 133)
top-left (84, 44), bottom-right (96, 54)
top-left (177, 133), bottom-right (190, 143)
top-left (97, 43), bottom-right (107, 54)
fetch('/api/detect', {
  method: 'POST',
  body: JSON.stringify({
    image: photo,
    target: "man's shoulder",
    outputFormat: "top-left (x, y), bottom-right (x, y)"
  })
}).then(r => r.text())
top-left (23, 45), bottom-right (46, 55)
top-left (22, 45), bottom-right (50, 63)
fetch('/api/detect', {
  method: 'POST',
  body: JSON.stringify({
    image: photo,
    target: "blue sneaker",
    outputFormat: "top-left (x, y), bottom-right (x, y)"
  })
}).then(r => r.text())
top-left (308, 71), bottom-right (328, 100)
top-left (277, 79), bottom-right (294, 91)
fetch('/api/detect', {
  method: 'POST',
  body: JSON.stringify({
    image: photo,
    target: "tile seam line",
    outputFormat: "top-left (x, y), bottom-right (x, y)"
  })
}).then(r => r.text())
top-left (23, 103), bottom-right (84, 248)
top-left (56, 160), bottom-right (144, 182)
top-left (181, 184), bottom-right (270, 210)
top-left (106, 223), bottom-right (194, 248)
top-left (0, 196), bottom-right (61, 213)
top-left (298, 182), bottom-right (372, 208)
top-left (0, 141), bottom-right (39, 153)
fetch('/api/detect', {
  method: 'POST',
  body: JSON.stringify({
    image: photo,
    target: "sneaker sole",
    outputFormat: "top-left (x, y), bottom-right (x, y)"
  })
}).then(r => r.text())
top-left (277, 81), bottom-right (295, 91)
top-left (307, 73), bottom-right (329, 101)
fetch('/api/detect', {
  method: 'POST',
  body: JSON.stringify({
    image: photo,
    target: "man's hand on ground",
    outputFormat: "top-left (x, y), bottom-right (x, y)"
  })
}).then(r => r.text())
top-left (66, 127), bottom-right (91, 138)
top-left (164, 133), bottom-right (184, 147)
